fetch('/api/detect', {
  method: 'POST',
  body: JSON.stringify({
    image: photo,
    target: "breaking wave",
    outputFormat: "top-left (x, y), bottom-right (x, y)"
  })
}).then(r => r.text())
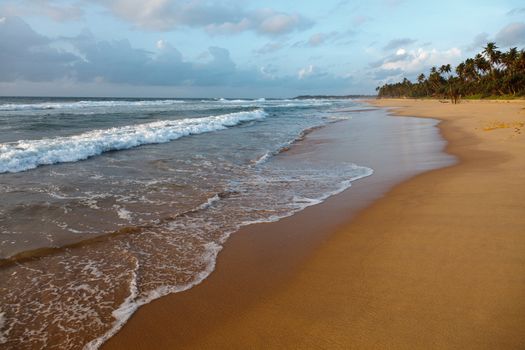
top-left (0, 109), bottom-right (267, 173)
top-left (0, 99), bottom-right (185, 112)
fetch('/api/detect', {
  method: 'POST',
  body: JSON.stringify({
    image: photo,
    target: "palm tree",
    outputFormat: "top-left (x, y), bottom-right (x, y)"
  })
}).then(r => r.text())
top-left (483, 43), bottom-right (502, 94)
top-left (464, 58), bottom-right (478, 82)
top-left (517, 50), bottom-right (525, 71)
top-left (376, 42), bottom-right (525, 99)
top-left (439, 64), bottom-right (452, 77)
top-left (483, 42), bottom-right (502, 69)
top-left (428, 66), bottom-right (443, 95)
top-left (502, 47), bottom-right (518, 72)
top-left (474, 54), bottom-right (490, 77)
top-left (456, 62), bottom-right (466, 81)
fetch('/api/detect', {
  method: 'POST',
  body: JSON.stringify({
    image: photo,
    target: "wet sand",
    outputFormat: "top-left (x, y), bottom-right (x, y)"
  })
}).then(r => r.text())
top-left (103, 99), bottom-right (525, 349)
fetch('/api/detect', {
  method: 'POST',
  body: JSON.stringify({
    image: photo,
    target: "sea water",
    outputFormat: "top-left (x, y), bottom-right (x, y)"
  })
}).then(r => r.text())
top-left (0, 97), bottom-right (373, 349)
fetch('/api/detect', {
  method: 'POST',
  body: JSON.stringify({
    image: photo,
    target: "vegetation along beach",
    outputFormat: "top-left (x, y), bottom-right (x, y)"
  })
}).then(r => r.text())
top-left (0, 1), bottom-right (524, 349)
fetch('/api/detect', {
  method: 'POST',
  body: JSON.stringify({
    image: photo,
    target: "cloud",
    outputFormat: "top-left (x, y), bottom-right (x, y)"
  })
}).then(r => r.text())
top-left (254, 41), bottom-right (286, 55)
top-left (0, 16), bottom-right (350, 94)
top-left (298, 65), bottom-right (315, 79)
top-left (494, 22), bottom-right (525, 46)
top-left (91, 0), bottom-right (312, 36)
top-left (307, 32), bottom-right (339, 46)
top-left (352, 15), bottom-right (371, 26)
top-left (370, 47), bottom-right (462, 81)
top-left (382, 38), bottom-right (417, 51)
top-left (466, 32), bottom-right (489, 51)
top-left (255, 9), bottom-right (311, 35)
top-left (0, 16), bottom-right (79, 81)
top-left (0, 0), bottom-right (83, 22)
top-left (1, 1), bottom-right (313, 36)
top-left (372, 68), bottom-right (403, 80)
top-left (467, 23), bottom-right (525, 51)
top-left (384, 0), bottom-right (405, 7)
top-left (292, 30), bottom-right (356, 48)
top-left (507, 8), bottom-right (525, 16)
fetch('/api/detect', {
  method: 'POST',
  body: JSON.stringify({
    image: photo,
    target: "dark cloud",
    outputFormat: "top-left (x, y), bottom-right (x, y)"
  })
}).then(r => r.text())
top-left (495, 22), bottom-right (525, 46)
top-left (382, 38), bottom-right (416, 51)
top-left (0, 16), bottom-right (349, 93)
top-left (466, 32), bottom-right (489, 51)
top-left (0, 16), bottom-right (79, 81)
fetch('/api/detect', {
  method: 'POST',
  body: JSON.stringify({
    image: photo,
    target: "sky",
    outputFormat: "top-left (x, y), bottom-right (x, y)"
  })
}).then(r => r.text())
top-left (0, 0), bottom-right (524, 98)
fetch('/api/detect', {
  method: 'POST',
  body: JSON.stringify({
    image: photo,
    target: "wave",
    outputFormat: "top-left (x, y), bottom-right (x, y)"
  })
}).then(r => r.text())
top-left (253, 124), bottom-right (325, 166)
top-left (218, 98), bottom-right (256, 103)
top-left (0, 99), bottom-right (185, 111)
top-left (84, 164), bottom-right (373, 350)
top-left (0, 109), bottom-right (267, 173)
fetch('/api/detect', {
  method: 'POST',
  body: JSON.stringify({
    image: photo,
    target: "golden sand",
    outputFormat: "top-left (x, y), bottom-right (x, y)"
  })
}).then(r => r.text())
top-left (104, 99), bottom-right (525, 349)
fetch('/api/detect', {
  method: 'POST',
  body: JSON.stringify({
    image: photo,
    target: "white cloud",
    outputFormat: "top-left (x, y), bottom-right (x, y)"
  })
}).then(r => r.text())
top-left (375, 47), bottom-right (462, 77)
top-left (258, 11), bottom-right (304, 35)
top-left (2, 0), bottom-right (313, 36)
top-left (156, 39), bottom-right (167, 49)
top-left (298, 65), bottom-right (315, 79)
top-left (0, 0), bottom-right (83, 22)
top-left (380, 47), bottom-right (461, 72)
top-left (92, 0), bottom-right (312, 36)
top-left (395, 48), bottom-right (406, 55)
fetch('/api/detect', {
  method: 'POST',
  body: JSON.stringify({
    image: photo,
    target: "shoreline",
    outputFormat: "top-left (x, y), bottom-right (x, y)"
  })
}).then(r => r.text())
top-left (104, 99), bottom-right (525, 349)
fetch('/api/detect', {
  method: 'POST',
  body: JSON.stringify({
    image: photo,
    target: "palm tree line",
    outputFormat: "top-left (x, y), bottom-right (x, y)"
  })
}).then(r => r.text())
top-left (376, 43), bottom-right (525, 102)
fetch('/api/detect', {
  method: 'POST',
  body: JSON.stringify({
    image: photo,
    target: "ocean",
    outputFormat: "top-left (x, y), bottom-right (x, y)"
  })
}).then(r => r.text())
top-left (0, 97), bottom-right (374, 349)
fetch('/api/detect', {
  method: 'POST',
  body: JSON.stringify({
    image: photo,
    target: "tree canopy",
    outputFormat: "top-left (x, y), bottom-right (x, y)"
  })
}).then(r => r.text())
top-left (376, 43), bottom-right (525, 102)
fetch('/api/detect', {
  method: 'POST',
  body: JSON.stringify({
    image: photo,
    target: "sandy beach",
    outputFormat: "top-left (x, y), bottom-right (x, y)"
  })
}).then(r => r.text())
top-left (103, 99), bottom-right (525, 350)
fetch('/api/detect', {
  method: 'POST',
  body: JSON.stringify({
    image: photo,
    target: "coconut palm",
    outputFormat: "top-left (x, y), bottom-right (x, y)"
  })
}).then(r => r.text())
top-left (376, 42), bottom-right (525, 99)
top-left (483, 42), bottom-right (502, 69)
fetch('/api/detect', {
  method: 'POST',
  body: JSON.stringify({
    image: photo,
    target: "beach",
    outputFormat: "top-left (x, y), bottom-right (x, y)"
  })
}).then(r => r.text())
top-left (1, 98), bottom-right (419, 348)
top-left (103, 99), bottom-right (525, 349)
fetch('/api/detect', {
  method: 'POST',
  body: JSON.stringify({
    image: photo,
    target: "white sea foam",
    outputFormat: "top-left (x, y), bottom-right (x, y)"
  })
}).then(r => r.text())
top-left (0, 99), bottom-right (185, 111)
top-left (218, 99), bottom-right (255, 103)
top-left (0, 109), bottom-right (267, 173)
top-left (115, 207), bottom-right (133, 221)
top-left (197, 194), bottom-right (221, 210)
top-left (84, 242), bottom-right (222, 350)
top-left (83, 165), bottom-right (374, 350)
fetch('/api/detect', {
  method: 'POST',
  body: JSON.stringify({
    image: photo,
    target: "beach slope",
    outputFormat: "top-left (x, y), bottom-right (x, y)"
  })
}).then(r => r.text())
top-left (104, 99), bottom-right (525, 349)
